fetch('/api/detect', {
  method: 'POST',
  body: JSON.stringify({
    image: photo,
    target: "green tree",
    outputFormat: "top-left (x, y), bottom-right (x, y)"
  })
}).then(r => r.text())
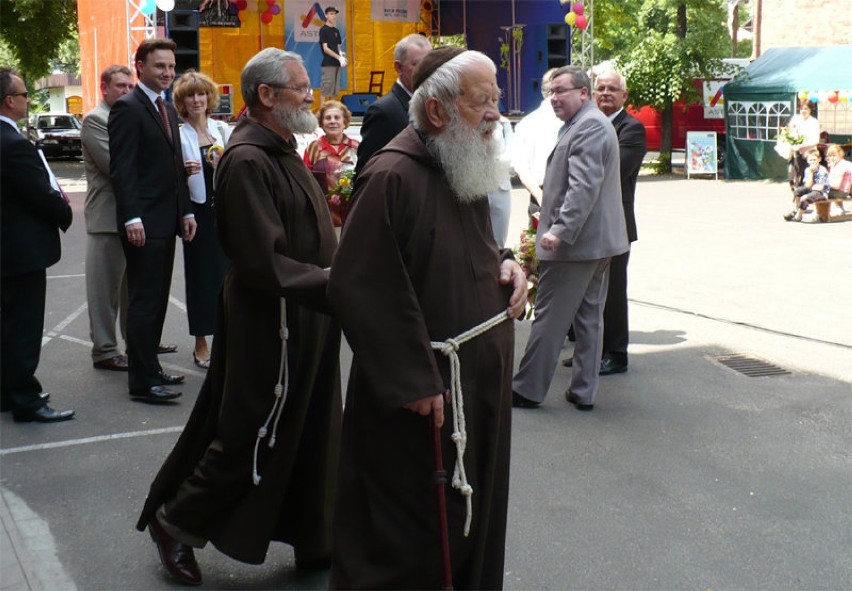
top-left (0, 0), bottom-right (78, 82)
top-left (594, 0), bottom-right (733, 172)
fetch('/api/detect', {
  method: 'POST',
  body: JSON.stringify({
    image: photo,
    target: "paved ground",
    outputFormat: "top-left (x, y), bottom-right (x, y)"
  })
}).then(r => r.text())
top-left (1, 160), bottom-right (849, 590)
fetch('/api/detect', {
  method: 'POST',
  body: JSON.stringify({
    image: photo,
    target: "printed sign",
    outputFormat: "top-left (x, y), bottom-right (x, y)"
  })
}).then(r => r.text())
top-left (285, 1), bottom-right (348, 91)
top-left (370, 0), bottom-right (421, 23)
top-left (686, 131), bottom-right (718, 179)
top-left (703, 80), bottom-right (726, 119)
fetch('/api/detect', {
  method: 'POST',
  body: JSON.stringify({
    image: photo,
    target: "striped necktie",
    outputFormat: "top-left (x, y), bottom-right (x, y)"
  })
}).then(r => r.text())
top-left (155, 96), bottom-right (173, 144)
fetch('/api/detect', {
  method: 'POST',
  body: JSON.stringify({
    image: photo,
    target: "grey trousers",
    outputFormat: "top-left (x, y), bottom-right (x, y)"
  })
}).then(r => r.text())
top-left (85, 232), bottom-right (127, 361)
top-left (513, 258), bottom-right (610, 403)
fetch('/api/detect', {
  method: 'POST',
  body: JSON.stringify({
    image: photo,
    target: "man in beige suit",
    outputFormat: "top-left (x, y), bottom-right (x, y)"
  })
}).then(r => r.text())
top-left (82, 66), bottom-right (134, 371)
top-left (512, 65), bottom-right (628, 412)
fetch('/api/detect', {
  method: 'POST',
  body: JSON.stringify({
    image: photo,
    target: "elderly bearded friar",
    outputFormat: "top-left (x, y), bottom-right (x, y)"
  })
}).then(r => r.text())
top-left (327, 46), bottom-right (527, 590)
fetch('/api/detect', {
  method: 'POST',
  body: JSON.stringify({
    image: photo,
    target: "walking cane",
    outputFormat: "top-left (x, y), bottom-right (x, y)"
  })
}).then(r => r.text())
top-left (432, 415), bottom-right (453, 590)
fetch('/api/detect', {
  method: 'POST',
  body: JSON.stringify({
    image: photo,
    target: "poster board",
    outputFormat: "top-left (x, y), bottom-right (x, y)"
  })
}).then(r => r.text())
top-left (686, 131), bottom-right (718, 179)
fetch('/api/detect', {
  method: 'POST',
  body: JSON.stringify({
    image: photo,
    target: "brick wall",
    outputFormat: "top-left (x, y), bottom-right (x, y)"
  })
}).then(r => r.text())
top-left (760, 0), bottom-right (852, 52)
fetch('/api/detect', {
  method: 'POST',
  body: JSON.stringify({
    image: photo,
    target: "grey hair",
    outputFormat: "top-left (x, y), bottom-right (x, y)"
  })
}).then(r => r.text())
top-left (551, 65), bottom-right (592, 95)
top-left (409, 50), bottom-right (496, 130)
top-left (241, 48), bottom-right (303, 108)
top-left (595, 69), bottom-right (626, 91)
top-left (394, 34), bottom-right (432, 63)
top-left (100, 65), bottom-right (133, 87)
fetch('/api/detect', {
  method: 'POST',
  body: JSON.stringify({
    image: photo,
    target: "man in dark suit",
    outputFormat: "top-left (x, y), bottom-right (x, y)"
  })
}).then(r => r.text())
top-left (562, 70), bottom-right (647, 375)
top-left (0, 67), bottom-right (75, 423)
top-left (354, 33), bottom-right (431, 177)
top-left (108, 38), bottom-right (196, 403)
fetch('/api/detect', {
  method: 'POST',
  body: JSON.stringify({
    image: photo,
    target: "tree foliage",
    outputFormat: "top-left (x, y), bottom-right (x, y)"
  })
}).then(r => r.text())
top-left (0, 0), bottom-right (78, 82)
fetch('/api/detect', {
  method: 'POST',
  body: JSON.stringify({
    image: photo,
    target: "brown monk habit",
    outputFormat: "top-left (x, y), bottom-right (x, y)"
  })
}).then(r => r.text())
top-left (136, 118), bottom-right (342, 565)
top-left (328, 125), bottom-right (515, 589)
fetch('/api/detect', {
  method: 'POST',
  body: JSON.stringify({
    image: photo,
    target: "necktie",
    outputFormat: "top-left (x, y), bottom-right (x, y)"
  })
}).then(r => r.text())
top-left (155, 96), bottom-right (173, 144)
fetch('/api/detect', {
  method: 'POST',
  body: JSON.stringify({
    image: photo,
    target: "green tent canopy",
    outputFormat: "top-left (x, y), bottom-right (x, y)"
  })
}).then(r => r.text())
top-left (723, 45), bottom-right (852, 180)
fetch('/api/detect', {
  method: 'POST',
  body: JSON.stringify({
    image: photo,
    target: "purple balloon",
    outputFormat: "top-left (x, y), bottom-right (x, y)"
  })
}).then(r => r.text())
top-left (227, 3), bottom-right (238, 15)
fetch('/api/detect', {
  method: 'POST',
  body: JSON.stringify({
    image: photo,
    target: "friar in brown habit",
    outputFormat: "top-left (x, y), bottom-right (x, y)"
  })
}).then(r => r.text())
top-left (135, 49), bottom-right (341, 586)
top-left (327, 46), bottom-right (528, 590)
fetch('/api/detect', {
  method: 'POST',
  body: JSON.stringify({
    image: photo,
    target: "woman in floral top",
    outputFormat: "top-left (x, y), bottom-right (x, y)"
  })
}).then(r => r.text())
top-left (303, 100), bottom-right (359, 227)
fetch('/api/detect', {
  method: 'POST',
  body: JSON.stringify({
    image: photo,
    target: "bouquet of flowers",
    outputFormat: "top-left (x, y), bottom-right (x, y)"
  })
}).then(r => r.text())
top-left (326, 168), bottom-right (355, 225)
top-left (773, 126), bottom-right (804, 160)
top-left (514, 221), bottom-right (539, 320)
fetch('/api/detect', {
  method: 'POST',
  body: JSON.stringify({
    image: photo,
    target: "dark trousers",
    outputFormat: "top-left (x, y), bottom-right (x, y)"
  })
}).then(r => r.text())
top-left (1, 270), bottom-right (47, 412)
top-left (122, 236), bottom-right (175, 392)
top-left (602, 249), bottom-right (631, 364)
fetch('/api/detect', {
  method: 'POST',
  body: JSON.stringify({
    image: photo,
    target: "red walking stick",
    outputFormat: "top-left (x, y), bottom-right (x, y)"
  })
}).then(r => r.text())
top-left (432, 416), bottom-right (453, 590)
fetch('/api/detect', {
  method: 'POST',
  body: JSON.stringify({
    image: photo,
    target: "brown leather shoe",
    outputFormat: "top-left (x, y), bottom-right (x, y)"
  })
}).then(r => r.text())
top-left (148, 518), bottom-right (202, 586)
top-left (93, 354), bottom-right (129, 371)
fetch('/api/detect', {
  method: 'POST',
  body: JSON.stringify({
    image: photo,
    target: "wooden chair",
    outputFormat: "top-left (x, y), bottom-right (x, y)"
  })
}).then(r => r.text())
top-left (369, 71), bottom-right (384, 95)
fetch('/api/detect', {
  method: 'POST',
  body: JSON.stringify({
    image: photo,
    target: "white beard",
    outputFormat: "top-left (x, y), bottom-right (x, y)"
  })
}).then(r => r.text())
top-left (429, 110), bottom-right (509, 202)
top-left (274, 101), bottom-right (318, 135)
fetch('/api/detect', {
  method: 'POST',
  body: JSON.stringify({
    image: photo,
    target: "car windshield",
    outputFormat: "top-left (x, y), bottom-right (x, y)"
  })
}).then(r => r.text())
top-left (37, 115), bottom-right (81, 130)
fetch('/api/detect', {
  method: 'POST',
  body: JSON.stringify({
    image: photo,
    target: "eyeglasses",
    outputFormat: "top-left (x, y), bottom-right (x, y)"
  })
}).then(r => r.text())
top-left (6, 91), bottom-right (28, 99)
top-left (546, 87), bottom-right (582, 98)
top-left (594, 85), bottom-right (625, 94)
top-left (263, 83), bottom-right (312, 96)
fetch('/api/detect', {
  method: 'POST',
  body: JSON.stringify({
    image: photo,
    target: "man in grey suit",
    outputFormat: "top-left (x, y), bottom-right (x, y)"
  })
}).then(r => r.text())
top-left (512, 65), bottom-right (628, 412)
top-left (82, 65), bottom-right (134, 372)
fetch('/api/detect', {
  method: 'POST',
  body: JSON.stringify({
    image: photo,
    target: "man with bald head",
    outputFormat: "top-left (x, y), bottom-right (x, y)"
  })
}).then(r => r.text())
top-left (328, 46), bottom-right (527, 589)
top-left (354, 33), bottom-right (432, 176)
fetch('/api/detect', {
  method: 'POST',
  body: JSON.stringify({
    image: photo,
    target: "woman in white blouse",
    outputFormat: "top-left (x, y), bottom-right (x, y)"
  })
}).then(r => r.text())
top-left (173, 70), bottom-right (231, 369)
top-left (787, 101), bottom-right (821, 190)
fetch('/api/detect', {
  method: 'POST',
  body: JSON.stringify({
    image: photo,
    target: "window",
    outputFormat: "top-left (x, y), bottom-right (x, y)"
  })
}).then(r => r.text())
top-left (728, 101), bottom-right (792, 140)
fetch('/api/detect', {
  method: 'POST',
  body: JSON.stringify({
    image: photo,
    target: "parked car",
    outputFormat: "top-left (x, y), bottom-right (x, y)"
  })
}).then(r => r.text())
top-left (27, 113), bottom-right (83, 159)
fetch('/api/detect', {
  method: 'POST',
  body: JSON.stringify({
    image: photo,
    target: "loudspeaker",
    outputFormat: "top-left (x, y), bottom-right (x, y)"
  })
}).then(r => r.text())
top-left (168, 10), bottom-right (200, 75)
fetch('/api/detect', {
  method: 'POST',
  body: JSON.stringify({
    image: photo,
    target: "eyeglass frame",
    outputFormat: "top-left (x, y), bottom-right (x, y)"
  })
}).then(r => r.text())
top-left (5, 91), bottom-right (29, 99)
top-left (545, 86), bottom-right (583, 98)
top-left (261, 82), bottom-right (313, 96)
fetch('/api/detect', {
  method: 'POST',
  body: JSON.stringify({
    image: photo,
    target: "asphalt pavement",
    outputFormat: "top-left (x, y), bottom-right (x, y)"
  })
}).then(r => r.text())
top-left (1, 160), bottom-right (849, 590)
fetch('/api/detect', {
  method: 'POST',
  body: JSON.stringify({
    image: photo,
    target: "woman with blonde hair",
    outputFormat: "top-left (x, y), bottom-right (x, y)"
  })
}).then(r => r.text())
top-left (303, 99), bottom-right (359, 227)
top-left (172, 70), bottom-right (231, 369)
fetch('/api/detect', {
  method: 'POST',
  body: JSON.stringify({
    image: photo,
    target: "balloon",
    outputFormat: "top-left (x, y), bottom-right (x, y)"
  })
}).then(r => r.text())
top-left (270, 4), bottom-right (281, 15)
top-left (155, 0), bottom-right (175, 11)
top-left (576, 14), bottom-right (587, 29)
top-left (809, 95), bottom-right (818, 103)
top-left (237, 0), bottom-right (247, 9)
top-left (141, 0), bottom-right (156, 15)
top-left (828, 90), bottom-right (839, 104)
top-left (266, 0), bottom-right (276, 5)
top-left (573, 2), bottom-right (585, 15)
top-left (227, 3), bottom-right (239, 15)
top-left (839, 91), bottom-right (849, 103)
top-left (261, 10), bottom-right (273, 23)
top-left (564, 12), bottom-right (577, 25)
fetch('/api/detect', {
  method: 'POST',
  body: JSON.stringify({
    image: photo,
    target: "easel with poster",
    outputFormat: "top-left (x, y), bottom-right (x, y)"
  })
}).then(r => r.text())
top-left (686, 131), bottom-right (718, 179)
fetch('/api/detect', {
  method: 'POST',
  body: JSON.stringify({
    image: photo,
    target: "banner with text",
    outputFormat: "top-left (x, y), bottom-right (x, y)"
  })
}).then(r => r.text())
top-left (285, 1), bottom-right (348, 91)
top-left (370, 0), bottom-right (420, 23)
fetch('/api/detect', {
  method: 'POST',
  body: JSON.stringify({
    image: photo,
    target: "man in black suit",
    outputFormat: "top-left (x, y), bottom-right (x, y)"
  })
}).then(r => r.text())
top-left (0, 67), bottom-right (75, 423)
top-left (108, 38), bottom-right (196, 403)
top-left (354, 33), bottom-right (432, 177)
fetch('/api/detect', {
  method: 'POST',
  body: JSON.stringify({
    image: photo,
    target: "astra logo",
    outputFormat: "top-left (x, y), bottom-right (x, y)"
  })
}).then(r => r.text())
top-left (300, 3), bottom-right (327, 28)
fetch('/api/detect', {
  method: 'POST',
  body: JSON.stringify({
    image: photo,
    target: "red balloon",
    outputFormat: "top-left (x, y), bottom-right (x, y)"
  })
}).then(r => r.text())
top-left (261, 10), bottom-right (273, 23)
top-left (576, 14), bottom-right (587, 29)
top-left (828, 90), bottom-right (840, 103)
top-left (236, 0), bottom-right (247, 9)
top-left (266, 0), bottom-right (275, 5)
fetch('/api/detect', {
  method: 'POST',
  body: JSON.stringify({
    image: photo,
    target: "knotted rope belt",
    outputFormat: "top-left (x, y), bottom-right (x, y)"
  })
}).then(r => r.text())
top-left (430, 310), bottom-right (511, 537)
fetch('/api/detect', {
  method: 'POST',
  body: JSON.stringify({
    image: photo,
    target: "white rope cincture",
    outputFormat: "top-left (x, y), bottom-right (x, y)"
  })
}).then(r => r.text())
top-left (252, 298), bottom-right (289, 485)
top-left (430, 310), bottom-right (510, 536)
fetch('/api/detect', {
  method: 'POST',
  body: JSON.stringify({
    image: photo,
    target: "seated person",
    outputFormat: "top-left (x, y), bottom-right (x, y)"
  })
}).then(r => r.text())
top-left (825, 143), bottom-right (852, 199)
top-left (784, 149), bottom-right (829, 222)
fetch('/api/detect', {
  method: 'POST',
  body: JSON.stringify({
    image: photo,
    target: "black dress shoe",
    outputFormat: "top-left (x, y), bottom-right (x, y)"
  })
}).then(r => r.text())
top-left (13, 404), bottom-right (75, 423)
top-left (599, 357), bottom-right (628, 376)
top-left (157, 343), bottom-right (178, 354)
top-left (512, 391), bottom-right (540, 408)
top-left (561, 356), bottom-right (574, 367)
top-left (148, 518), bottom-right (202, 586)
top-left (93, 354), bottom-right (129, 371)
top-left (130, 385), bottom-right (182, 403)
top-left (565, 391), bottom-right (594, 411)
top-left (157, 370), bottom-right (185, 385)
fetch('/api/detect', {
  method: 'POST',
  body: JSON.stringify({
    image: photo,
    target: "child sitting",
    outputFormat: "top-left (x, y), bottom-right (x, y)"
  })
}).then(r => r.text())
top-left (784, 149), bottom-right (829, 222)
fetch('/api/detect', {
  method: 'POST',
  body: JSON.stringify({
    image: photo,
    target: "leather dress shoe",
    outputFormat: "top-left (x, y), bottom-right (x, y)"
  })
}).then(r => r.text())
top-left (561, 356), bottom-right (574, 368)
top-left (157, 370), bottom-right (185, 386)
top-left (512, 391), bottom-right (540, 408)
top-left (130, 385), bottom-right (182, 403)
top-left (13, 404), bottom-right (75, 423)
top-left (157, 343), bottom-right (178, 354)
top-left (599, 357), bottom-right (628, 375)
top-left (93, 354), bottom-right (129, 371)
top-left (148, 518), bottom-right (202, 586)
top-left (565, 391), bottom-right (594, 411)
